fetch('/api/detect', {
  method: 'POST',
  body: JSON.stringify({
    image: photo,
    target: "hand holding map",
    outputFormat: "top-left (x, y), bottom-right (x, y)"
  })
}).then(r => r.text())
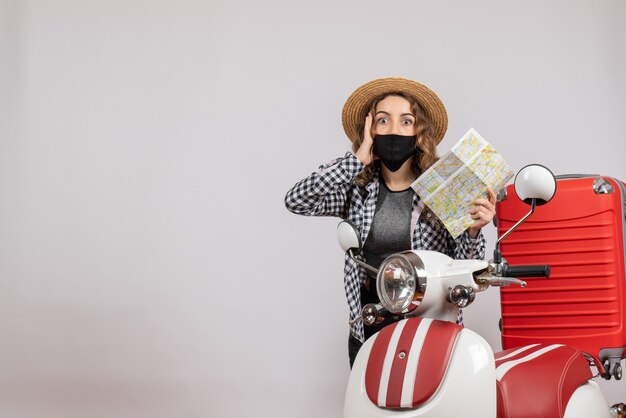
top-left (411, 128), bottom-right (514, 238)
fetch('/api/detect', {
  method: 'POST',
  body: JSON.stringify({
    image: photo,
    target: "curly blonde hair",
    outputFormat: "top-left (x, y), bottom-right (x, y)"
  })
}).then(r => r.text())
top-left (352, 93), bottom-right (439, 187)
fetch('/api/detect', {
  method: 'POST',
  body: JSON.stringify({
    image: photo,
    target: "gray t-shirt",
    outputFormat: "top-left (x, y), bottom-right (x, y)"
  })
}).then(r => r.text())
top-left (362, 180), bottom-right (413, 278)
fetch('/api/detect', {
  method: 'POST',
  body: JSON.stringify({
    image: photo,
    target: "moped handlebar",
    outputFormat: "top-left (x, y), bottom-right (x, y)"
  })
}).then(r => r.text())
top-left (503, 265), bottom-right (550, 278)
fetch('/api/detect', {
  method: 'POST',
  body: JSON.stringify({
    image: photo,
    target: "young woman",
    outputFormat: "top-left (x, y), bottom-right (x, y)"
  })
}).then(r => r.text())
top-left (285, 77), bottom-right (496, 366)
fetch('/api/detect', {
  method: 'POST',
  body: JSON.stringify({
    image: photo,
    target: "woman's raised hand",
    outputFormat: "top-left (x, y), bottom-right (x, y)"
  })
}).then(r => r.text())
top-left (355, 112), bottom-right (374, 165)
top-left (468, 188), bottom-right (497, 239)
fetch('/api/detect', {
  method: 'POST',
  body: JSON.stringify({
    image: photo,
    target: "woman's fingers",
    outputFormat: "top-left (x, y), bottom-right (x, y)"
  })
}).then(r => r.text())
top-left (470, 207), bottom-right (488, 219)
top-left (469, 208), bottom-right (484, 219)
top-left (468, 188), bottom-right (498, 231)
top-left (355, 112), bottom-right (375, 165)
top-left (468, 189), bottom-right (498, 237)
top-left (363, 112), bottom-right (373, 145)
top-left (471, 189), bottom-right (497, 211)
top-left (471, 198), bottom-right (494, 212)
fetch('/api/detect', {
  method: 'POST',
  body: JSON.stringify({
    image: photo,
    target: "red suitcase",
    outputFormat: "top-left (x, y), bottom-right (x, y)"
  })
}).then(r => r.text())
top-left (495, 175), bottom-right (626, 378)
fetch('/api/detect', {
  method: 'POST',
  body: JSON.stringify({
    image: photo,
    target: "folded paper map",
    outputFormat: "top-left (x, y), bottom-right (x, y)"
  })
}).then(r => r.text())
top-left (411, 128), bottom-right (514, 238)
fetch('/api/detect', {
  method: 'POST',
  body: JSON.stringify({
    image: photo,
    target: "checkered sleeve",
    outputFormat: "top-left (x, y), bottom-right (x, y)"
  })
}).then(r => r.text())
top-left (284, 152), bottom-right (365, 218)
top-left (449, 230), bottom-right (486, 260)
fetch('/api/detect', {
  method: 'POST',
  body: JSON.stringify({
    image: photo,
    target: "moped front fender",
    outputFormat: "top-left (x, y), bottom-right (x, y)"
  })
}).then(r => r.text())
top-left (344, 325), bottom-right (496, 418)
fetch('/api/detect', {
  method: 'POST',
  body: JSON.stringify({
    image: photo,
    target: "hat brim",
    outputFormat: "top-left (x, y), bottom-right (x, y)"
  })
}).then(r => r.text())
top-left (341, 77), bottom-right (448, 145)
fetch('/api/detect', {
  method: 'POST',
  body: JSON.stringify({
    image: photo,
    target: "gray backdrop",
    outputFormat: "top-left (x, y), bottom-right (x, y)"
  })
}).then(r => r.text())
top-left (1, 1), bottom-right (625, 417)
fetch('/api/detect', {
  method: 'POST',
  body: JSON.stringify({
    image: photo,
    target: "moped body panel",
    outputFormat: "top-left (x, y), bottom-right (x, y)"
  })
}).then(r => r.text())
top-left (401, 251), bottom-right (488, 323)
top-left (563, 381), bottom-right (611, 418)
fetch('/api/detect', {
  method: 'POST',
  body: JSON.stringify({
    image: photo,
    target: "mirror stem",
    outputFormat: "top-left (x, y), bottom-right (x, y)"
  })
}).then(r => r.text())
top-left (494, 198), bottom-right (537, 261)
top-left (348, 249), bottom-right (379, 275)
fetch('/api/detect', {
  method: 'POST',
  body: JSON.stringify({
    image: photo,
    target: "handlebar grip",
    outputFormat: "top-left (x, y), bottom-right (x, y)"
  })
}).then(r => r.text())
top-left (504, 265), bottom-right (550, 278)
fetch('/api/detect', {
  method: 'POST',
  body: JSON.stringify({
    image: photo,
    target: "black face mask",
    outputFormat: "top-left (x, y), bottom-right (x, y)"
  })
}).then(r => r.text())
top-left (373, 134), bottom-right (417, 172)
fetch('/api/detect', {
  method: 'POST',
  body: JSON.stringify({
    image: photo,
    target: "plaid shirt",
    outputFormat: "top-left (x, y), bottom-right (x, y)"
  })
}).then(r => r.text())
top-left (285, 152), bottom-right (486, 342)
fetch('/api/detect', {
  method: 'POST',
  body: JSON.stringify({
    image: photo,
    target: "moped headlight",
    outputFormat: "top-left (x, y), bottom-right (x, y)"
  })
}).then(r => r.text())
top-left (376, 251), bottom-right (427, 313)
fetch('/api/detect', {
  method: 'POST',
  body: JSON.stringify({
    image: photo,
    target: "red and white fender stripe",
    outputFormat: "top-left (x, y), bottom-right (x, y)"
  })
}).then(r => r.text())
top-left (495, 344), bottom-right (564, 381)
top-left (400, 319), bottom-right (433, 407)
top-left (495, 344), bottom-right (540, 362)
top-left (377, 319), bottom-right (411, 405)
top-left (365, 318), bottom-right (461, 409)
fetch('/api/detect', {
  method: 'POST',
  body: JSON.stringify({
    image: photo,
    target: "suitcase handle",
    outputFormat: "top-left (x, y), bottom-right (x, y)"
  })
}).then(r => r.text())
top-left (555, 174), bottom-right (599, 179)
top-left (503, 265), bottom-right (550, 278)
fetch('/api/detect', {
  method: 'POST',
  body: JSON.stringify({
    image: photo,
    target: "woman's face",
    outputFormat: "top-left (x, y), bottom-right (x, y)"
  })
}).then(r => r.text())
top-left (372, 95), bottom-right (417, 137)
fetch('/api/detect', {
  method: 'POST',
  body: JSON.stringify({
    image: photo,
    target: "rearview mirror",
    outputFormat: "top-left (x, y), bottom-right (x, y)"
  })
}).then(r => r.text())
top-left (494, 164), bottom-right (557, 264)
top-left (514, 164), bottom-right (556, 206)
top-left (337, 221), bottom-right (362, 253)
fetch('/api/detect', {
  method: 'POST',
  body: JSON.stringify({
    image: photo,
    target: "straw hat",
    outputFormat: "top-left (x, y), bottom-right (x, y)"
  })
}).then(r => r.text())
top-left (341, 77), bottom-right (448, 144)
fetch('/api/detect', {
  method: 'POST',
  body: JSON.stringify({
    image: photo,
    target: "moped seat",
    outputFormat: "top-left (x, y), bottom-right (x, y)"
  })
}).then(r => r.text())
top-left (495, 344), bottom-right (592, 418)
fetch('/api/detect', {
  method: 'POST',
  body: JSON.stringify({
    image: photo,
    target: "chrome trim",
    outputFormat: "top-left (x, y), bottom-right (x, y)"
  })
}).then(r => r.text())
top-left (398, 251), bottom-right (428, 305)
top-left (347, 249), bottom-right (379, 275)
top-left (348, 315), bottom-right (362, 326)
top-left (594, 177), bottom-right (615, 194)
top-left (496, 199), bottom-right (536, 248)
top-left (376, 251), bottom-right (427, 314)
top-left (361, 304), bottom-right (384, 326)
top-left (481, 275), bottom-right (527, 287)
top-left (599, 347), bottom-right (624, 380)
top-left (447, 285), bottom-right (476, 308)
top-left (609, 403), bottom-right (625, 417)
top-left (353, 258), bottom-right (379, 275)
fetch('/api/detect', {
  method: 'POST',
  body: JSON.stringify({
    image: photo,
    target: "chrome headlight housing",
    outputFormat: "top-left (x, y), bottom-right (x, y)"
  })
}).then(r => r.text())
top-left (376, 251), bottom-right (427, 313)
